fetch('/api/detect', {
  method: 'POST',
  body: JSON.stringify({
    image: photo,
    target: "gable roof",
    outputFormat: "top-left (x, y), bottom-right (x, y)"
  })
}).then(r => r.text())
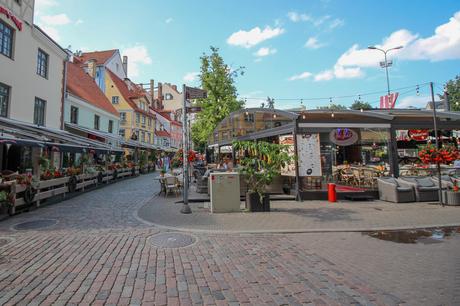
top-left (66, 62), bottom-right (119, 116)
top-left (80, 49), bottom-right (118, 65)
top-left (106, 69), bottom-right (153, 117)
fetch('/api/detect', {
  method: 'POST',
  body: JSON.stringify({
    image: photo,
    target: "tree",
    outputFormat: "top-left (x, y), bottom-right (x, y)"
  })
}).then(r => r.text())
top-left (266, 97), bottom-right (275, 109)
top-left (317, 104), bottom-right (348, 110)
top-left (444, 75), bottom-right (460, 111)
top-left (350, 100), bottom-right (373, 110)
top-left (191, 47), bottom-right (245, 151)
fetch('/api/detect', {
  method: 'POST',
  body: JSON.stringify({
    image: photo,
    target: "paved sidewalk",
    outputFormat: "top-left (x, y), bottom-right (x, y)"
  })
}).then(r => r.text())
top-left (0, 173), bottom-right (459, 305)
top-left (138, 193), bottom-right (460, 233)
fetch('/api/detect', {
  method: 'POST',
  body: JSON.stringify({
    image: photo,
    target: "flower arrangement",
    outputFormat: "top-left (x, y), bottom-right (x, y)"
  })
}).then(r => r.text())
top-left (171, 149), bottom-right (196, 168)
top-left (40, 168), bottom-right (64, 181)
top-left (418, 144), bottom-right (459, 165)
top-left (16, 173), bottom-right (33, 186)
top-left (66, 167), bottom-right (81, 176)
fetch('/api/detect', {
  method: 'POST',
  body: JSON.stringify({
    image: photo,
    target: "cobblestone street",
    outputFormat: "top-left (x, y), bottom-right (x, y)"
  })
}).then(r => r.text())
top-left (0, 173), bottom-right (459, 305)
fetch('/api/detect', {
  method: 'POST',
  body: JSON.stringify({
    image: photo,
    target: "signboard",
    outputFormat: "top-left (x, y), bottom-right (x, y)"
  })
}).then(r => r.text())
top-left (379, 92), bottom-right (399, 109)
top-left (279, 135), bottom-right (295, 176)
top-left (329, 128), bottom-right (359, 146)
top-left (297, 133), bottom-right (322, 177)
top-left (185, 86), bottom-right (207, 99)
top-left (186, 106), bottom-right (202, 113)
top-left (0, 6), bottom-right (22, 31)
top-left (408, 129), bottom-right (429, 141)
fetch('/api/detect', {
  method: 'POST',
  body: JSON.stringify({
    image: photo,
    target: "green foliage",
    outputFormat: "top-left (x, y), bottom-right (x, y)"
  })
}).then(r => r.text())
top-left (39, 155), bottom-right (50, 171)
top-left (350, 100), bottom-right (373, 110)
top-left (233, 140), bottom-right (295, 199)
top-left (192, 46), bottom-right (245, 150)
top-left (317, 103), bottom-right (348, 110)
top-left (139, 151), bottom-right (148, 168)
top-left (445, 75), bottom-right (460, 111)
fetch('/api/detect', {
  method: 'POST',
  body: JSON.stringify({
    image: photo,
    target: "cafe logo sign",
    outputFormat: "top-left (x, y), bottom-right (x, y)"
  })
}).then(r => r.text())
top-left (329, 128), bottom-right (359, 146)
top-left (0, 5), bottom-right (23, 31)
top-left (408, 129), bottom-right (429, 141)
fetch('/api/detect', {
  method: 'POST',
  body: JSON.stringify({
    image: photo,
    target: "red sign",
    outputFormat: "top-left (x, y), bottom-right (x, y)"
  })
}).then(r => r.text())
top-left (0, 6), bottom-right (22, 31)
top-left (379, 92), bottom-right (399, 109)
top-left (408, 129), bottom-right (429, 141)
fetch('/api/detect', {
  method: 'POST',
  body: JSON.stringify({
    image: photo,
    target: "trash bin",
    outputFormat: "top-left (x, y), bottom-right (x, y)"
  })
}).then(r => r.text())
top-left (328, 183), bottom-right (336, 202)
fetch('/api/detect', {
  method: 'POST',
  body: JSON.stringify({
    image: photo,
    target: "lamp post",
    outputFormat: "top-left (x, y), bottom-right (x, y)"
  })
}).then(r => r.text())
top-left (367, 45), bottom-right (403, 95)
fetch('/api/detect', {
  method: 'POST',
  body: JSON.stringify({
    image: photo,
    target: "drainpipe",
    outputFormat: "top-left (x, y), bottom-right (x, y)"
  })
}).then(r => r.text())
top-left (61, 57), bottom-right (69, 130)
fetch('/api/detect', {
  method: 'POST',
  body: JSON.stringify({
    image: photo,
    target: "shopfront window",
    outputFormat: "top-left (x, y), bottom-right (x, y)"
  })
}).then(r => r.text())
top-left (298, 127), bottom-right (390, 191)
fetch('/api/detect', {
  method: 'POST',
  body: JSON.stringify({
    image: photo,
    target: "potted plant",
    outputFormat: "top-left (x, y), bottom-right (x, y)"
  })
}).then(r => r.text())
top-left (233, 140), bottom-right (294, 212)
top-left (160, 167), bottom-right (166, 177)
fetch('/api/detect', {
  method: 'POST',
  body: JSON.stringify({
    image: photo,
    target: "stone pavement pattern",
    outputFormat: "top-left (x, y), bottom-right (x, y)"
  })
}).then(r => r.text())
top-left (0, 173), bottom-right (458, 305)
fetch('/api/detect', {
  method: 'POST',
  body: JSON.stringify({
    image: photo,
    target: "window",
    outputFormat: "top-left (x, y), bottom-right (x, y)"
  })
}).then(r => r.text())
top-left (34, 97), bottom-right (46, 126)
top-left (120, 112), bottom-right (126, 122)
top-left (70, 106), bottom-right (78, 124)
top-left (0, 20), bottom-right (13, 58)
top-left (112, 96), bottom-right (119, 104)
top-left (147, 133), bottom-right (151, 143)
top-left (119, 129), bottom-right (125, 137)
top-left (165, 93), bottom-right (173, 100)
top-left (141, 115), bottom-right (146, 125)
top-left (94, 115), bottom-right (100, 130)
top-left (148, 118), bottom-right (152, 127)
top-left (37, 49), bottom-right (49, 78)
top-left (0, 83), bottom-right (9, 117)
top-left (141, 131), bottom-right (145, 142)
top-left (108, 120), bottom-right (113, 133)
top-left (244, 113), bottom-right (254, 123)
top-left (136, 113), bottom-right (140, 123)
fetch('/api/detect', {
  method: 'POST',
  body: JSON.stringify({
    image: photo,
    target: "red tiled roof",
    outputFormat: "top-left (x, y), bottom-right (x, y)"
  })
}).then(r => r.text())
top-left (66, 62), bottom-right (119, 116)
top-left (155, 130), bottom-right (171, 137)
top-left (106, 69), bottom-right (153, 117)
top-left (80, 49), bottom-right (118, 65)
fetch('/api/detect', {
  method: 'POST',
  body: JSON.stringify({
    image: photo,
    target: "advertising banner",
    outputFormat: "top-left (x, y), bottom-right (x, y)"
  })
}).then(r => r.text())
top-left (297, 133), bottom-right (322, 177)
top-left (279, 135), bottom-right (296, 176)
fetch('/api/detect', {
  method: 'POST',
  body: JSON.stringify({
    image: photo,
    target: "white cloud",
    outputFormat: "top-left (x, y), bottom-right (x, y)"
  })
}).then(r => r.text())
top-left (304, 37), bottom-right (324, 49)
top-left (397, 95), bottom-right (430, 108)
top-left (183, 72), bottom-right (199, 82)
top-left (75, 19), bottom-right (84, 25)
top-left (39, 25), bottom-right (60, 41)
top-left (315, 11), bottom-right (460, 82)
top-left (165, 18), bottom-right (173, 24)
top-left (254, 47), bottom-right (277, 57)
top-left (313, 15), bottom-right (331, 27)
top-left (287, 12), bottom-right (311, 22)
top-left (122, 45), bottom-right (153, 78)
top-left (227, 26), bottom-right (285, 48)
top-left (288, 71), bottom-right (313, 81)
top-left (35, 0), bottom-right (58, 13)
top-left (314, 70), bottom-right (334, 81)
top-left (329, 18), bottom-right (344, 29)
top-left (40, 13), bottom-right (71, 25)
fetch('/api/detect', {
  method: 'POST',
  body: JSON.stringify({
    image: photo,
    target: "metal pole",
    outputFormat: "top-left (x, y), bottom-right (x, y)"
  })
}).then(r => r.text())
top-left (181, 84), bottom-right (191, 214)
top-left (384, 51), bottom-right (391, 96)
top-left (430, 82), bottom-right (443, 206)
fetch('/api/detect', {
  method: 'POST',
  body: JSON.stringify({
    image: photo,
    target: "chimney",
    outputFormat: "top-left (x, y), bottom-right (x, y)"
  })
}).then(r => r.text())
top-left (87, 59), bottom-right (96, 78)
top-left (172, 84), bottom-right (177, 91)
top-left (150, 79), bottom-right (155, 104)
top-left (158, 82), bottom-right (163, 109)
top-left (122, 56), bottom-right (128, 76)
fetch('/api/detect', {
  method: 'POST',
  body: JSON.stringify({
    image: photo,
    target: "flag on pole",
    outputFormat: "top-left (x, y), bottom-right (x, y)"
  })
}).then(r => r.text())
top-left (380, 92), bottom-right (399, 109)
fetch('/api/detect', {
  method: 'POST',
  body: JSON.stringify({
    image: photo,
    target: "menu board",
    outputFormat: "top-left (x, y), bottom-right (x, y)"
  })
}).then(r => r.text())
top-left (297, 133), bottom-right (322, 177)
top-left (279, 135), bottom-right (296, 176)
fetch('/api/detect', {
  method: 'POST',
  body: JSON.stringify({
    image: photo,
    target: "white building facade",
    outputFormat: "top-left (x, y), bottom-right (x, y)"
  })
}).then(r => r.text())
top-left (0, 0), bottom-right (67, 129)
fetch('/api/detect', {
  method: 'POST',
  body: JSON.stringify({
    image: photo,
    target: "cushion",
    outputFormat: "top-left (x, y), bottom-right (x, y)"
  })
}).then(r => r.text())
top-left (397, 187), bottom-right (413, 192)
top-left (383, 177), bottom-right (399, 186)
top-left (418, 187), bottom-right (438, 191)
top-left (416, 177), bottom-right (435, 187)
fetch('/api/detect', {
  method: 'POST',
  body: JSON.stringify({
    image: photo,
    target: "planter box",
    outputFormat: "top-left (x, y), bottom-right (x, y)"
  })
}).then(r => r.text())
top-left (38, 177), bottom-right (69, 189)
top-left (246, 192), bottom-right (270, 212)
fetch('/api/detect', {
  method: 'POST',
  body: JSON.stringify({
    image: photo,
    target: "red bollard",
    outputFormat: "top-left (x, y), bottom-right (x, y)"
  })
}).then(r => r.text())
top-left (328, 183), bottom-right (337, 203)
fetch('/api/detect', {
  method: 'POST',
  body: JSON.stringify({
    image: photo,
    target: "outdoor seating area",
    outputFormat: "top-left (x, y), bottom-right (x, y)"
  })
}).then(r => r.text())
top-left (156, 171), bottom-right (184, 197)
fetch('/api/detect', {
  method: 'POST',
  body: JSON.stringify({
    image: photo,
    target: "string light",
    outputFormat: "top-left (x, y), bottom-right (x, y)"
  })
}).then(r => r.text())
top-left (331, 112), bottom-right (335, 118)
top-left (416, 85), bottom-right (420, 96)
top-left (273, 114), bottom-right (277, 119)
top-left (360, 108), bottom-right (363, 112)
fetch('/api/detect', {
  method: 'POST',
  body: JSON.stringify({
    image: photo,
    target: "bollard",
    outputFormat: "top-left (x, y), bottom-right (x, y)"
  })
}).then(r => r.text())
top-left (328, 183), bottom-right (337, 203)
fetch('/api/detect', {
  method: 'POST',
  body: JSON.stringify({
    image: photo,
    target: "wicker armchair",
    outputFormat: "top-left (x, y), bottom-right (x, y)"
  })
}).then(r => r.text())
top-left (430, 175), bottom-right (455, 190)
top-left (377, 177), bottom-right (415, 203)
top-left (398, 177), bottom-right (439, 202)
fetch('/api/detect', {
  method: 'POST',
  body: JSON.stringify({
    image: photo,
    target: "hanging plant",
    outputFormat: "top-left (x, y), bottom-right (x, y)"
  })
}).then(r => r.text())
top-left (418, 144), bottom-right (459, 165)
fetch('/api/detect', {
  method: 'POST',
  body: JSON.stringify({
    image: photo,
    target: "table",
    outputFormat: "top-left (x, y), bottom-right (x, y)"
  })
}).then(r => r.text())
top-left (442, 190), bottom-right (460, 206)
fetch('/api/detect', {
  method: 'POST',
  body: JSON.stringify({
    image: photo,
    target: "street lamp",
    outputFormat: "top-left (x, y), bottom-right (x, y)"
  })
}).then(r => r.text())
top-left (367, 45), bottom-right (403, 95)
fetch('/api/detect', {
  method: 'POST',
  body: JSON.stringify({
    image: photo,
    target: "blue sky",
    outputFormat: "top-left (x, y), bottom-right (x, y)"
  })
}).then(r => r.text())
top-left (35, 0), bottom-right (460, 109)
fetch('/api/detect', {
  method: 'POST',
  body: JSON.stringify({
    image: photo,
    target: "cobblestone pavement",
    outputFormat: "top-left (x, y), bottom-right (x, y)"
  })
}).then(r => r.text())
top-left (0, 173), bottom-right (459, 305)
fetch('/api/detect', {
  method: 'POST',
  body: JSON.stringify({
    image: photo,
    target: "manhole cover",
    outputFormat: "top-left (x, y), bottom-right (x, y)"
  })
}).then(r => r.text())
top-left (150, 232), bottom-right (196, 248)
top-left (13, 219), bottom-right (58, 231)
